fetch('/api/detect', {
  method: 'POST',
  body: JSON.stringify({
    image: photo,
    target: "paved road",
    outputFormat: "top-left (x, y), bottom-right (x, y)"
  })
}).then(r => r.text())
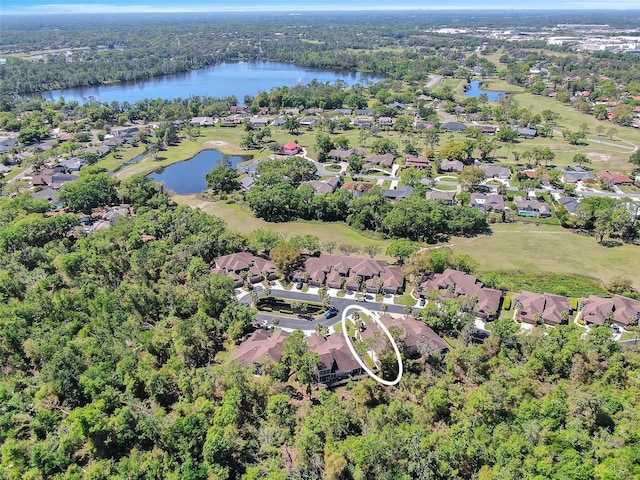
top-left (239, 287), bottom-right (410, 330)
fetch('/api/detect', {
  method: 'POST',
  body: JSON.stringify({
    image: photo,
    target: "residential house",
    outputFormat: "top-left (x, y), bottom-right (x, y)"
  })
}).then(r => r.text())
top-left (333, 108), bottom-right (352, 116)
top-left (483, 165), bottom-right (511, 180)
top-left (306, 332), bottom-right (363, 383)
top-left (234, 329), bottom-right (291, 370)
top-left (580, 295), bottom-right (614, 327)
top-left (386, 101), bottom-right (406, 110)
top-left (383, 186), bottom-right (413, 201)
top-left (558, 196), bottom-right (579, 214)
top-left (439, 159), bottom-right (464, 173)
top-left (281, 142), bottom-right (301, 155)
top-left (404, 155), bottom-right (431, 170)
top-left (363, 153), bottom-right (395, 168)
top-left (292, 254), bottom-right (404, 295)
top-left (441, 121), bottom-right (466, 132)
top-left (240, 176), bottom-right (255, 191)
top-left (230, 105), bottom-right (249, 114)
top-left (59, 157), bottom-right (85, 172)
top-left (31, 140), bottom-right (57, 151)
top-left (0, 136), bottom-right (18, 153)
top-left (271, 117), bottom-right (286, 127)
top-left (220, 116), bottom-right (242, 127)
top-left (599, 170), bottom-right (633, 185)
top-left (413, 118), bottom-right (435, 130)
top-left (299, 117), bottom-right (318, 128)
top-left (515, 291), bottom-right (571, 326)
top-left (31, 186), bottom-right (61, 206)
top-left (417, 268), bottom-right (502, 320)
top-left (426, 190), bottom-right (456, 205)
top-left (583, 295), bottom-right (640, 328)
top-left (517, 128), bottom-right (537, 139)
top-left (102, 205), bottom-right (130, 222)
top-left (358, 314), bottom-right (449, 359)
top-left (189, 116), bottom-right (216, 127)
top-left (32, 169), bottom-right (79, 188)
top-left (352, 117), bottom-right (373, 129)
top-left (212, 252), bottom-right (278, 286)
top-left (612, 295), bottom-right (640, 328)
top-left (479, 125), bottom-right (498, 135)
top-left (514, 196), bottom-right (552, 218)
top-left (355, 108), bottom-right (374, 116)
top-left (327, 148), bottom-right (363, 161)
top-left (305, 177), bottom-right (340, 195)
top-left (306, 107), bottom-right (324, 115)
top-left (341, 181), bottom-right (374, 198)
top-left (87, 144), bottom-right (111, 157)
top-left (470, 193), bottom-right (505, 213)
top-left (103, 136), bottom-right (124, 148)
top-left (561, 166), bottom-right (594, 184)
top-left (475, 288), bottom-right (504, 320)
top-left (110, 126), bottom-right (139, 141)
top-left (249, 116), bottom-right (271, 128)
top-left (377, 117), bottom-right (395, 128)
top-left (542, 293), bottom-right (572, 326)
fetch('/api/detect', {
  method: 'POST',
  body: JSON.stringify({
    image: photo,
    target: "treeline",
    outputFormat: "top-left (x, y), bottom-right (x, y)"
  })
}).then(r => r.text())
top-left (240, 158), bottom-right (488, 242)
top-left (1, 184), bottom-right (640, 478)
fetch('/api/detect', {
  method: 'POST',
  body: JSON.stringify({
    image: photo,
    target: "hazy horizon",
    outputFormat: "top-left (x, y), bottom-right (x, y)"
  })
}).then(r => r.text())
top-left (3, 0), bottom-right (640, 15)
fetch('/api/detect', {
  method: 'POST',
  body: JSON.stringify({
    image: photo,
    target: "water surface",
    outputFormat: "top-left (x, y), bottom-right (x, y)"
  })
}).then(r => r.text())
top-left (148, 149), bottom-right (250, 194)
top-left (43, 61), bottom-right (382, 104)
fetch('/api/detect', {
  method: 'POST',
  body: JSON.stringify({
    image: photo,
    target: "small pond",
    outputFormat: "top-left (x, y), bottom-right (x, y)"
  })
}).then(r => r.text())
top-left (464, 81), bottom-right (505, 101)
top-left (148, 149), bottom-right (250, 194)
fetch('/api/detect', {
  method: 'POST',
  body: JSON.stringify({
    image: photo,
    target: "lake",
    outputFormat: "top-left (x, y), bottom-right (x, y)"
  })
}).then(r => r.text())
top-left (148, 149), bottom-right (250, 194)
top-left (464, 81), bottom-right (505, 101)
top-left (42, 61), bottom-right (382, 105)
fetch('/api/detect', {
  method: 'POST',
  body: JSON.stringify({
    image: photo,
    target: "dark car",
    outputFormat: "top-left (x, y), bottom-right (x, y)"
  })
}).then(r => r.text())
top-left (419, 297), bottom-right (426, 307)
top-left (469, 329), bottom-right (490, 344)
top-left (324, 306), bottom-right (339, 319)
top-left (295, 280), bottom-right (303, 290)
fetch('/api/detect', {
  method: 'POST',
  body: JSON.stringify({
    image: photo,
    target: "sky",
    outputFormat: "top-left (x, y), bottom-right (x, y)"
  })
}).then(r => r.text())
top-left (2, 0), bottom-right (639, 15)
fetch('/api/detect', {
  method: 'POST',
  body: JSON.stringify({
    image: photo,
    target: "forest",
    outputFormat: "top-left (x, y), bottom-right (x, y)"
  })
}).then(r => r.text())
top-left (1, 10), bottom-right (640, 97)
top-left (1, 181), bottom-right (640, 479)
top-left (2, 9), bottom-right (640, 480)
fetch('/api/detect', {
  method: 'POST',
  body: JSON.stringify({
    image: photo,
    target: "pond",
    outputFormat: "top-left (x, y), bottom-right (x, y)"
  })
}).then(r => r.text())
top-left (42, 61), bottom-right (382, 105)
top-left (148, 149), bottom-right (250, 194)
top-left (464, 81), bottom-right (506, 101)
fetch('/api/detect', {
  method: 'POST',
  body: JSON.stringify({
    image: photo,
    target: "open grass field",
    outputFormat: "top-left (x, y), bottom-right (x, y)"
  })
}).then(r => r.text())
top-left (172, 194), bottom-right (392, 254)
top-left (94, 144), bottom-right (147, 172)
top-left (444, 222), bottom-right (640, 291)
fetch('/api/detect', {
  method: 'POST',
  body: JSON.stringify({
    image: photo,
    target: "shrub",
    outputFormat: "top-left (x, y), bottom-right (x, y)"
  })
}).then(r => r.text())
top-left (502, 295), bottom-right (512, 311)
top-left (569, 298), bottom-right (579, 311)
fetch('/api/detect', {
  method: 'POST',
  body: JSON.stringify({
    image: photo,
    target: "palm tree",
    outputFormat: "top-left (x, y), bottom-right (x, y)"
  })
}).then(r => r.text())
top-left (533, 312), bottom-right (544, 326)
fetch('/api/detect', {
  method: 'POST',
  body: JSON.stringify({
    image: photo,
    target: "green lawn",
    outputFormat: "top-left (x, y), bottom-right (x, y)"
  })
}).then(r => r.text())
top-left (394, 291), bottom-right (417, 307)
top-left (433, 184), bottom-right (458, 191)
top-left (173, 195), bottom-right (393, 254)
top-left (446, 222), bottom-right (640, 292)
top-left (497, 92), bottom-right (639, 171)
top-left (94, 144), bottom-right (147, 172)
top-left (3, 167), bottom-right (26, 181)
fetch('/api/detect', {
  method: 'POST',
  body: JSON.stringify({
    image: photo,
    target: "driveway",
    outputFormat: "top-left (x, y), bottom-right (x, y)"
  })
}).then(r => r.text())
top-left (240, 287), bottom-right (409, 330)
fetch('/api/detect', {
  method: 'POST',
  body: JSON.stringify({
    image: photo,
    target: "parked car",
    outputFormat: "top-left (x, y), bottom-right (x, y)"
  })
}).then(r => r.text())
top-left (469, 329), bottom-right (490, 344)
top-left (324, 306), bottom-right (339, 319)
top-left (295, 280), bottom-right (303, 290)
top-left (419, 298), bottom-right (426, 307)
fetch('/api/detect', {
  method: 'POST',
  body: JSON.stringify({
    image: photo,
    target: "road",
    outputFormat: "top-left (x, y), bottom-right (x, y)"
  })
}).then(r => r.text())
top-left (239, 287), bottom-right (410, 330)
